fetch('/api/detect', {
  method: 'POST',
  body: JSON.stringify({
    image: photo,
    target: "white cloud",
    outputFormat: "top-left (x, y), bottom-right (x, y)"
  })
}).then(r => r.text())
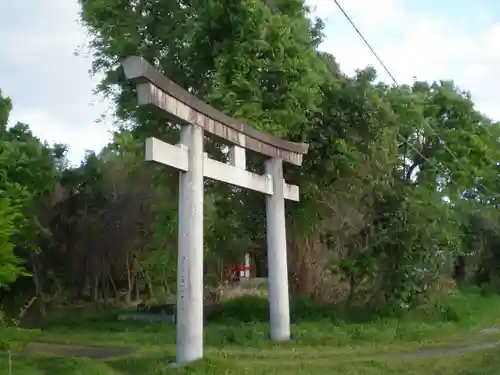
top-left (314, 0), bottom-right (500, 119)
top-left (309, 0), bottom-right (404, 29)
top-left (0, 0), bottom-right (114, 164)
top-left (0, 0), bottom-right (498, 165)
top-left (16, 108), bottom-right (112, 163)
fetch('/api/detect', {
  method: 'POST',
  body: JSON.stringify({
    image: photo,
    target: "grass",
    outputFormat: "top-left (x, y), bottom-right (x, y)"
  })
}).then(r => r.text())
top-left (2, 288), bottom-right (500, 374)
top-left (2, 346), bottom-right (500, 375)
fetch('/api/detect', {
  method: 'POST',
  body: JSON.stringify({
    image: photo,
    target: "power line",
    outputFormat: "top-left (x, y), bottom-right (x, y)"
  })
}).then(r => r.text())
top-left (332, 0), bottom-right (499, 199)
top-left (332, 0), bottom-right (398, 85)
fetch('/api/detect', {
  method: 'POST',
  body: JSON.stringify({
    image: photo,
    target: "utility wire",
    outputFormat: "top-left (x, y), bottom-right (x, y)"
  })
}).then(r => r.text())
top-left (332, 0), bottom-right (398, 85)
top-left (332, 0), bottom-right (498, 199)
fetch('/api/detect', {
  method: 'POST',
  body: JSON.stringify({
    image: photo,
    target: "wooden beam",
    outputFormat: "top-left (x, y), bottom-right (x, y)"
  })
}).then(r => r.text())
top-left (145, 137), bottom-right (299, 201)
top-left (122, 56), bottom-right (309, 166)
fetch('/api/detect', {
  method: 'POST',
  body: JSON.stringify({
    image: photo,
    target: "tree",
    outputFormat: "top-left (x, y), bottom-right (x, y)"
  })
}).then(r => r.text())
top-left (0, 91), bottom-right (59, 312)
top-left (0, 195), bottom-right (28, 288)
top-left (77, 0), bottom-right (500, 309)
top-left (79, 0), bottom-right (327, 292)
top-left (0, 0), bottom-right (491, 312)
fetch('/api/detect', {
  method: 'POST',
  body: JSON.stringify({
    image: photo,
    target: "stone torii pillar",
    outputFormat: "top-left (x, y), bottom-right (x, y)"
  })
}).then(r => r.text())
top-left (122, 56), bottom-right (309, 365)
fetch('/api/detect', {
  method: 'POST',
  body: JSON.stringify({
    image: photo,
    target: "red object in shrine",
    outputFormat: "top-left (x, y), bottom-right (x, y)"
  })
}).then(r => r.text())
top-left (225, 263), bottom-right (251, 282)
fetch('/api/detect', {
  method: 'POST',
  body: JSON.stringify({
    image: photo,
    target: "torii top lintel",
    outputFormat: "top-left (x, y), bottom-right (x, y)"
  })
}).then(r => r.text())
top-left (121, 56), bottom-right (309, 166)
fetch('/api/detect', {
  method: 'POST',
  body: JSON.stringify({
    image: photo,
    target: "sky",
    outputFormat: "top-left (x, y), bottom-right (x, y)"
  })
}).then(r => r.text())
top-left (1, 0), bottom-right (499, 164)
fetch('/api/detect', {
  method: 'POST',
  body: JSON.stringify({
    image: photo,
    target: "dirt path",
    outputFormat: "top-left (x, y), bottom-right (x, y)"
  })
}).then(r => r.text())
top-left (16, 327), bottom-right (500, 361)
top-left (21, 343), bottom-right (136, 359)
top-left (390, 340), bottom-right (500, 359)
top-left (20, 340), bottom-right (500, 361)
top-left (389, 327), bottom-right (500, 359)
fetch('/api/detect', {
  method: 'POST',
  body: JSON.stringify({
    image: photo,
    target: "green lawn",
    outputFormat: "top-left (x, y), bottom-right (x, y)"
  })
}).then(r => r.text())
top-left (2, 290), bottom-right (500, 374)
top-left (2, 348), bottom-right (500, 375)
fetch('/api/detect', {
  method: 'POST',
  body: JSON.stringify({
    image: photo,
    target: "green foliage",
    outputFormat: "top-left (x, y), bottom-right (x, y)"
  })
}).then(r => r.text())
top-left (74, 0), bottom-right (500, 310)
top-left (0, 91), bottom-right (59, 292)
top-left (0, 197), bottom-right (28, 288)
top-left (6, 4), bottom-right (500, 374)
top-left (1, 0), bottom-right (500, 318)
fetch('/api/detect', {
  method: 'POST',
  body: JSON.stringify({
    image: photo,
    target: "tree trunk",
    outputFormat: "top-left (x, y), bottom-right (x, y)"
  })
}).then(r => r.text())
top-left (31, 259), bottom-right (46, 318)
top-left (144, 270), bottom-right (156, 301)
top-left (125, 253), bottom-right (132, 305)
top-left (109, 276), bottom-right (120, 302)
top-left (134, 277), bottom-right (140, 303)
top-left (93, 275), bottom-right (99, 302)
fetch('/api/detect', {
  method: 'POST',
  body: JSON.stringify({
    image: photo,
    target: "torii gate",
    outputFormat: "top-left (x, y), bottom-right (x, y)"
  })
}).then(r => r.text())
top-left (122, 56), bottom-right (309, 365)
